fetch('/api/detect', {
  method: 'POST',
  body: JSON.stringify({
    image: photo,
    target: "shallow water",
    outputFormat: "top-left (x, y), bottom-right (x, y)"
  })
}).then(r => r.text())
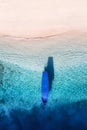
top-left (0, 36), bottom-right (87, 129)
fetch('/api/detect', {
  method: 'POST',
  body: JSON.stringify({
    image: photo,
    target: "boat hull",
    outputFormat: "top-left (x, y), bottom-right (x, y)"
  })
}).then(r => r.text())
top-left (41, 71), bottom-right (49, 105)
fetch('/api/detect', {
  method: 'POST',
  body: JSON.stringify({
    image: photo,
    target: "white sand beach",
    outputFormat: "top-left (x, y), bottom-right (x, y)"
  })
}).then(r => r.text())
top-left (0, 0), bottom-right (87, 38)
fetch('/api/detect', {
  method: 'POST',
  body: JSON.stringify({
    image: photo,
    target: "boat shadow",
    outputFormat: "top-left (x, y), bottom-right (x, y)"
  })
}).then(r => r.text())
top-left (45, 56), bottom-right (54, 91)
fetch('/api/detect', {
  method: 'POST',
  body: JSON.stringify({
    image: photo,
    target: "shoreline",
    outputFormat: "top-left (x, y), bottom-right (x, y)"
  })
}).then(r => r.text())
top-left (0, 30), bottom-right (87, 40)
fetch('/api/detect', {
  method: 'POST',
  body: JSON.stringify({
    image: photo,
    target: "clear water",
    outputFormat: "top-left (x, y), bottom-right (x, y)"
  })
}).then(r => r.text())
top-left (0, 36), bottom-right (87, 129)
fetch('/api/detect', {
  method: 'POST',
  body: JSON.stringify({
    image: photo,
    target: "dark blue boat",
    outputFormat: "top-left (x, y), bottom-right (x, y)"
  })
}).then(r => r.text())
top-left (41, 70), bottom-right (49, 105)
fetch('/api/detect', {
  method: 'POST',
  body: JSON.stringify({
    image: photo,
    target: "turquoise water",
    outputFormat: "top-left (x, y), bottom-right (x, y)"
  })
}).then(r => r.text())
top-left (0, 36), bottom-right (87, 129)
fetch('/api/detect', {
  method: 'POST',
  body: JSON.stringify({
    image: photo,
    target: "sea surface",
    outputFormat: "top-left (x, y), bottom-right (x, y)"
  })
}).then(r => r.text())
top-left (0, 35), bottom-right (87, 130)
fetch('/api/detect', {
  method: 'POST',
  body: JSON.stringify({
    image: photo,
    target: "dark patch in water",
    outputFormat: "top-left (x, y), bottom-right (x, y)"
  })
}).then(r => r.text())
top-left (0, 63), bottom-right (4, 87)
top-left (0, 99), bottom-right (5, 104)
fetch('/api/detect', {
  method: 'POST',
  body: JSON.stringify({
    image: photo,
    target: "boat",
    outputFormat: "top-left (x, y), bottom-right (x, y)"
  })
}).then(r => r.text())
top-left (41, 70), bottom-right (49, 105)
